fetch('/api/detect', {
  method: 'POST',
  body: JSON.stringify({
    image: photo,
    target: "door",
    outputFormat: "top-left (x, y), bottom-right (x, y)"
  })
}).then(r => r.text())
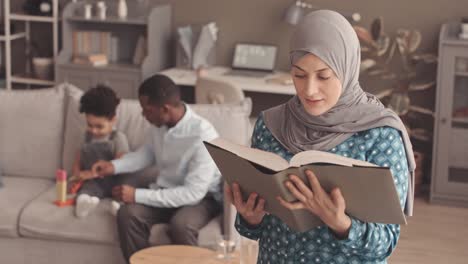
top-left (433, 46), bottom-right (468, 197)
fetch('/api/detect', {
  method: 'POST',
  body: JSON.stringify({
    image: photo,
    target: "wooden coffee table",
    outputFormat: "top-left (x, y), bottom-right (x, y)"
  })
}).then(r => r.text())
top-left (130, 245), bottom-right (240, 264)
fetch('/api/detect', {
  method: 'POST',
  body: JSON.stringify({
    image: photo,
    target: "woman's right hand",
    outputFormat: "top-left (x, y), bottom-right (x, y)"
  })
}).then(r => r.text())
top-left (225, 182), bottom-right (266, 227)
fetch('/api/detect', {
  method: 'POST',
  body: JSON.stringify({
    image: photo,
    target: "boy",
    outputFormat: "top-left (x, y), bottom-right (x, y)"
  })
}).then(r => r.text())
top-left (72, 85), bottom-right (129, 218)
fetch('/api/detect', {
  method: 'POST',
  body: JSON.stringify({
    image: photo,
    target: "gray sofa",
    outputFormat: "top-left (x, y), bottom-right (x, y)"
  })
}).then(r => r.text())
top-left (0, 84), bottom-right (251, 264)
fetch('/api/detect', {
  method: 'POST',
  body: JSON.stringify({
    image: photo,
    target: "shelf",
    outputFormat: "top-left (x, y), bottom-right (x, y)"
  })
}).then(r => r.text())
top-left (455, 71), bottom-right (468, 77)
top-left (11, 75), bottom-right (55, 86)
top-left (0, 32), bottom-right (26, 41)
top-left (67, 16), bottom-right (146, 26)
top-left (410, 134), bottom-right (431, 142)
top-left (10, 13), bottom-right (55, 23)
top-left (442, 38), bottom-right (468, 46)
top-left (452, 117), bottom-right (468, 124)
top-left (58, 61), bottom-right (141, 73)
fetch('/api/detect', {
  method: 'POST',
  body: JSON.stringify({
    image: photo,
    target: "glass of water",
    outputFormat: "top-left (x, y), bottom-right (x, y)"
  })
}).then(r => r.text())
top-left (216, 234), bottom-right (237, 260)
top-left (240, 237), bottom-right (259, 264)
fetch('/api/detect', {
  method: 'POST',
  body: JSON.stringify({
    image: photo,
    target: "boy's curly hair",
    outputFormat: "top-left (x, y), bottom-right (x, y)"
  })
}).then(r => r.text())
top-left (79, 85), bottom-right (121, 119)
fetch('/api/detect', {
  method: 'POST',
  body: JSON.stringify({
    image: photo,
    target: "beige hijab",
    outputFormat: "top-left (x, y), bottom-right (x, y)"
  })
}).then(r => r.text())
top-left (263, 10), bottom-right (415, 216)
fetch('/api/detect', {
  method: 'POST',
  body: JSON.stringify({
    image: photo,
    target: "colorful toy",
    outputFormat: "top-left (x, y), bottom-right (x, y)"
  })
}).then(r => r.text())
top-left (54, 169), bottom-right (75, 207)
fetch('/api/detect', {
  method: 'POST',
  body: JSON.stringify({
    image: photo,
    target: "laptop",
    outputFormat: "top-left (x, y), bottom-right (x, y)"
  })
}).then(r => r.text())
top-left (224, 43), bottom-right (278, 78)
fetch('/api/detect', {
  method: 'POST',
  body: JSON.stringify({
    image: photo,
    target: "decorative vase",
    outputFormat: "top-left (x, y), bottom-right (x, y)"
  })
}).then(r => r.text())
top-left (117, 0), bottom-right (128, 19)
top-left (97, 1), bottom-right (107, 20)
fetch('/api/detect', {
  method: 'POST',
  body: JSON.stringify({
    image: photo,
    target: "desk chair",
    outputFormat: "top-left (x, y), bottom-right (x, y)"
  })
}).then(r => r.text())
top-left (195, 76), bottom-right (245, 104)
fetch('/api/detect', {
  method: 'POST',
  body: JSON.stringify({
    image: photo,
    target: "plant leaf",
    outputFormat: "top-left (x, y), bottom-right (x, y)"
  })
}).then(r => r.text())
top-left (396, 30), bottom-right (410, 69)
top-left (408, 30), bottom-right (422, 53)
top-left (410, 128), bottom-right (432, 141)
top-left (371, 17), bottom-right (384, 40)
top-left (374, 88), bottom-right (393, 99)
top-left (382, 73), bottom-right (397, 80)
top-left (376, 35), bottom-right (390, 57)
top-left (388, 92), bottom-right (410, 116)
top-left (384, 41), bottom-right (397, 65)
top-left (360, 59), bottom-right (377, 73)
top-left (396, 29), bottom-right (410, 54)
top-left (409, 106), bottom-right (434, 116)
top-left (368, 68), bottom-right (388, 76)
top-left (411, 53), bottom-right (438, 64)
top-left (361, 46), bottom-right (372, 53)
top-left (354, 26), bottom-right (377, 48)
top-left (408, 81), bottom-right (435, 91)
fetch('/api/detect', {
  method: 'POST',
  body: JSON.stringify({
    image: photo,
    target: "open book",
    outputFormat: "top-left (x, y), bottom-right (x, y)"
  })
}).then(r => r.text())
top-left (204, 138), bottom-right (406, 232)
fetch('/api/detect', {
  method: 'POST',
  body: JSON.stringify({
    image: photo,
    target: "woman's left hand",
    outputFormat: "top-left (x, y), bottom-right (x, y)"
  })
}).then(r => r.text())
top-left (277, 169), bottom-right (352, 238)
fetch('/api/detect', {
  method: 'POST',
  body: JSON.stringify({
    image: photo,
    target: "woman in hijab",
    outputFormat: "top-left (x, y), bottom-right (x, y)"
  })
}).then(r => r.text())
top-left (227, 10), bottom-right (415, 264)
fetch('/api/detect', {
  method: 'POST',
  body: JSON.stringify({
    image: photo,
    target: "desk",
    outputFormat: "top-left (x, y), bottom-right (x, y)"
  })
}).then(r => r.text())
top-left (130, 245), bottom-right (240, 264)
top-left (159, 66), bottom-right (296, 95)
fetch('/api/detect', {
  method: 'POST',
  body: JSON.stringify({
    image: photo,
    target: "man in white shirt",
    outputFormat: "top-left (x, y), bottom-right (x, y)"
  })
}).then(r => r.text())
top-left (92, 74), bottom-right (222, 261)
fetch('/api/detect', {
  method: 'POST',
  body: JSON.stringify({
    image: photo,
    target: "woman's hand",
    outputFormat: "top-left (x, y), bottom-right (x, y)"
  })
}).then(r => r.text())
top-left (225, 182), bottom-right (266, 227)
top-left (277, 170), bottom-right (352, 238)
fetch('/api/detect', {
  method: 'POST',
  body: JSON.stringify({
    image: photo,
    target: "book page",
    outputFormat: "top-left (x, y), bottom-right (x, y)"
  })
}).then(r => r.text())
top-left (290, 150), bottom-right (377, 168)
top-left (208, 138), bottom-right (290, 171)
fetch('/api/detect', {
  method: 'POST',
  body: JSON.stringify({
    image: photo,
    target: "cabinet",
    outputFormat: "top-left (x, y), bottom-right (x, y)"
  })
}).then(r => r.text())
top-left (56, 1), bottom-right (171, 98)
top-left (56, 65), bottom-right (96, 92)
top-left (56, 63), bottom-right (141, 98)
top-left (431, 22), bottom-right (468, 206)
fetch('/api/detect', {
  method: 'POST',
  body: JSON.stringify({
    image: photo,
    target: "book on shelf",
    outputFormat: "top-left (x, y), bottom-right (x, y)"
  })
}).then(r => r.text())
top-left (72, 31), bottom-right (112, 60)
top-left (110, 35), bottom-right (119, 63)
top-left (73, 53), bottom-right (108, 67)
top-left (132, 35), bottom-right (146, 65)
top-left (203, 138), bottom-right (407, 232)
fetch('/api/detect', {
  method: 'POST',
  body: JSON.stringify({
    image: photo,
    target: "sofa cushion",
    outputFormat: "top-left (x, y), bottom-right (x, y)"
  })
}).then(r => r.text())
top-left (19, 187), bottom-right (119, 244)
top-left (0, 176), bottom-right (53, 238)
top-left (0, 87), bottom-right (65, 179)
top-left (0, 238), bottom-right (126, 264)
top-left (62, 85), bottom-right (88, 174)
top-left (62, 84), bottom-right (252, 173)
top-left (0, 164), bottom-right (3, 188)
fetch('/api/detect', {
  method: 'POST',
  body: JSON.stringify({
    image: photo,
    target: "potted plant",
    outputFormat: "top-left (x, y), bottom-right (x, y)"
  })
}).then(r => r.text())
top-left (354, 18), bottom-right (438, 193)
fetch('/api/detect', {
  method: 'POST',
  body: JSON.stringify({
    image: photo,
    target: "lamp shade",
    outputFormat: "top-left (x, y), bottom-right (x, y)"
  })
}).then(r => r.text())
top-left (283, 1), bottom-right (362, 25)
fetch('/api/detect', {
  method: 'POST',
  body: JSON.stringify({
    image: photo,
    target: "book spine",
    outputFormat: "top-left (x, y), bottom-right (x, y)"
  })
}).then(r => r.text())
top-left (84, 31), bottom-right (90, 55)
top-left (110, 35), bottom-right (118, 62)
top-left (72, 31), bottom-right (77, 57)
top-left (92, 31), bottom-right (99, 54)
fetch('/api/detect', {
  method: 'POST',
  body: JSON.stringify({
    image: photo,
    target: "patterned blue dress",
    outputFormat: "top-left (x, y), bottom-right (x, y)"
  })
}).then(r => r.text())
top-left (235, 114), bottom-right (409, 264)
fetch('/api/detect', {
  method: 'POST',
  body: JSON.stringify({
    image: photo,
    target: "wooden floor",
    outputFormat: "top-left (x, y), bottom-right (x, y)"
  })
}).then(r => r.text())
top-left (389, 197), bottom-right (468, 264)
